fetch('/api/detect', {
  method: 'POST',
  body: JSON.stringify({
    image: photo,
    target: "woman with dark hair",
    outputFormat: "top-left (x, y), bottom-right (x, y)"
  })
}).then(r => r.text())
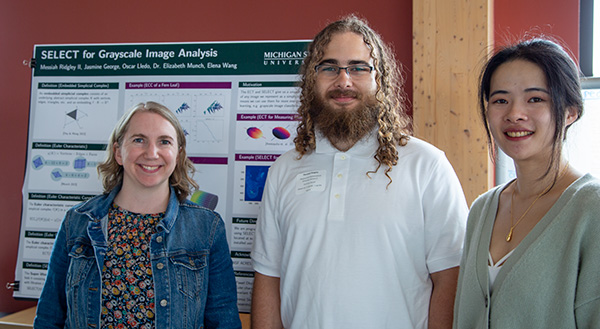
top-left (34, 102), bottom-right (241, 328)
top-left (454, 38), bottom-right (600, 328)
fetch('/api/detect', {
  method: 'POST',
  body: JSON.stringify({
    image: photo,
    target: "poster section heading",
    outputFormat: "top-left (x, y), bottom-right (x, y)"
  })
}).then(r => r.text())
top-left (34, 41), bottom-right (310, 76)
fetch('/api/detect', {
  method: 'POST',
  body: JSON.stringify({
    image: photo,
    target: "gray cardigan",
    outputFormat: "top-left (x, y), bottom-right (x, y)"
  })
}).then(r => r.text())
top-left (454, 174), bottom-right (600, 329)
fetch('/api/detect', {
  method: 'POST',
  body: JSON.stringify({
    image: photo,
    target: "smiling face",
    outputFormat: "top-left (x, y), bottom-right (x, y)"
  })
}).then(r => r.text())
top-left (486, 59), bottom-right (577, 164)
top-left (314, 31), bottom-right (377, 113)
top-left (114, 111), bottom-right (179, 194)
top-left (310, 32), bottom-right (379, 147)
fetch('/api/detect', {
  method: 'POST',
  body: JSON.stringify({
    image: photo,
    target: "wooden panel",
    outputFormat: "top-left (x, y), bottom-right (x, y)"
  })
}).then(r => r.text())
top-left (0, 307), bottom-right (34, 328)
top-left (240, 313), bottom-right (250, 328)
top-left (413, 0), bottom-right (494, 205)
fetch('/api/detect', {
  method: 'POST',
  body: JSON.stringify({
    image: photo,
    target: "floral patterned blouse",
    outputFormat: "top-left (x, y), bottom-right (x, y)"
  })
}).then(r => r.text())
top-left (100, 203), bottom-right (162, 329)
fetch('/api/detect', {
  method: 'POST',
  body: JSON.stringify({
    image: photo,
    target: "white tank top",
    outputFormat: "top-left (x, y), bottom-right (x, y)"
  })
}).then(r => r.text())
top-left (488, 249), bottom-right (515, 289)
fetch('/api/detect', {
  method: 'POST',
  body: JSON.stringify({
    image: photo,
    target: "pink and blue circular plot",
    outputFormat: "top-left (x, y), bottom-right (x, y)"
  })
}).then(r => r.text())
top-left (247, 127), bottom-right (263, 139)
top-left (272, 127), bottom-right (291, 140)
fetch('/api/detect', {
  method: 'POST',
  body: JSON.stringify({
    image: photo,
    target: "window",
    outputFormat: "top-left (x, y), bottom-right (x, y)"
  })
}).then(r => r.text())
top-left (580, 0), bottom-right (594, 76)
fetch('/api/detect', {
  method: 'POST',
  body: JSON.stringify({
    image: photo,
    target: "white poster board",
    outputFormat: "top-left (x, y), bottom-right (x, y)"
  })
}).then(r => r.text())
top-left (16, 41), bottom-right (309, 313)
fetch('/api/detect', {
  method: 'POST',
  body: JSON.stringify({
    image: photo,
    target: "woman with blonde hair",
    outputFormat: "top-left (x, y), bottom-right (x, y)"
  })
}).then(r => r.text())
top-left (35, 102), bottom-right (241, 328)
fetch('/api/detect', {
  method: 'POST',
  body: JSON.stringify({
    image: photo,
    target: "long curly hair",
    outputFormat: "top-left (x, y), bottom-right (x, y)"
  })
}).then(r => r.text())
top-left (294, 15), bottom-right (411, 182)
top-left (97, 101), bottom-right (198, 202)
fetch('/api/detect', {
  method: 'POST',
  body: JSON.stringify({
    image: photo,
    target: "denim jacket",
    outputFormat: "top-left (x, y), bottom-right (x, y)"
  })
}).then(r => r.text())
top-left (34, 185), bottom-right (241, 329)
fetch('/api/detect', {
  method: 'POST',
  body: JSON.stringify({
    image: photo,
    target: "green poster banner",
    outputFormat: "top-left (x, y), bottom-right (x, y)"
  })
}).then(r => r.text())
top-left (34, 41), bottom-right (310, 76)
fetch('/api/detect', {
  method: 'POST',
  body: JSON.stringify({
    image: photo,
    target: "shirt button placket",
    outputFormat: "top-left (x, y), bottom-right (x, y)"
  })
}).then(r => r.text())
top-left (327, 153), bottom-right (349, 221)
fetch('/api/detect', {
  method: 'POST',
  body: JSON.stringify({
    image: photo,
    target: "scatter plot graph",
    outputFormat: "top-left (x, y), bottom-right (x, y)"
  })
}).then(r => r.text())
top-left (171, 95), bottom-right (226, 147)
top-left (244, 166), bottom-right (269, 202)
top-left (197, 95), bottom-right (226, 118)
top-left (176, 102), bottom-right (191, 114)
top-left (64, 108), bottom-right (88, 129)
top-left (205, 101), bottom-right (223, 115)
top-left (125, 89), bottom-right (231, 154)
top-left (272, 127), bottom-right (291, 140)
top-left (247, 127), bottom-right (264, 139)
top-left (175, 102), bottom-right (192, 137)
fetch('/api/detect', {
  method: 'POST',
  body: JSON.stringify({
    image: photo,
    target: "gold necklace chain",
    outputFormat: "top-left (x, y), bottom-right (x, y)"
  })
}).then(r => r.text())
top-left (506, 163), bottom-right (570, 242)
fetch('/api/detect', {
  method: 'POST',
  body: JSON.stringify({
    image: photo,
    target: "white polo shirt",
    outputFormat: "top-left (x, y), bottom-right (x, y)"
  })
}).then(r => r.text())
top-left (251, 132), bottom-right (468, 329)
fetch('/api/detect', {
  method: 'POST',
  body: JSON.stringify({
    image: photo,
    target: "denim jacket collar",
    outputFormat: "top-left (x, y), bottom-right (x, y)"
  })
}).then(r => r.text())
top-left (34, 183), bottom-right (242, 328)
top-left (75, 184), bottom-right (181, 234)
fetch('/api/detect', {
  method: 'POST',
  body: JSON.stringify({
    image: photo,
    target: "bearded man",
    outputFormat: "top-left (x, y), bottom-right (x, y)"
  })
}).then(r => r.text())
top-left (251, 15), bottom-right (468, 329)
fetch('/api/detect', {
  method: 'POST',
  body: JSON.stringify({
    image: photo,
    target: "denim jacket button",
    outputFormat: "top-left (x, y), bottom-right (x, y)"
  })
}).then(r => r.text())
top-left (156, 236), bottom-right (163, 243)
top-left (160, 299), bottom-right (168, 307)
top-left (157, 263), bottom-right (164, 270)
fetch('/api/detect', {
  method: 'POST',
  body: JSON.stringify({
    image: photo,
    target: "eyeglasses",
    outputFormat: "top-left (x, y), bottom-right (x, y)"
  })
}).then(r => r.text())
top-left (314, 64), bottom-right (374, 79)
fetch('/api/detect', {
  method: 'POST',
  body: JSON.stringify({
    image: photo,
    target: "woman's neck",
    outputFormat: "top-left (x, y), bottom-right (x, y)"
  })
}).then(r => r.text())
top-left (512, 158), bottom-right (569, 198)
top-left (114, 185), bottom-right (170, 214)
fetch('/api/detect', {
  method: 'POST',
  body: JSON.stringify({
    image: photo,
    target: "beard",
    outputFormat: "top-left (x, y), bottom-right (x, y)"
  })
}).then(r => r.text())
top-left (309, 89), bottom-right (379, 147)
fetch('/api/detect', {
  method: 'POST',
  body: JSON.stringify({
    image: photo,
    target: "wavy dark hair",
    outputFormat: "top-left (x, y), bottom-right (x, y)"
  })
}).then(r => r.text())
top-left (294, 15), bottom-right (412, 182)
top-left (479, 38), bottom-right (583, 183)
top-left (97, 101), bottom-right (198, 202)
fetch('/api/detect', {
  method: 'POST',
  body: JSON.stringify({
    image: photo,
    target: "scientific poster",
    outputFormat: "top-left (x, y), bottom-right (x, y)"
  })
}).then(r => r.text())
top-left (16, 41), bottom-right (309, 312)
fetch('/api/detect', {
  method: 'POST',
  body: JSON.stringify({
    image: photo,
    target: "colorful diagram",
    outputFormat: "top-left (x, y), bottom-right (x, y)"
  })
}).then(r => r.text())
top-left (245, 126), bottom-right (292, 140)
top-left (244, 165), bottom-right (269, 202)
top-left (236, 122), bottom-right (296, 152)
top-left (190, 190), bottom-right (219, 210)
top-left (176, 102), bottom-right (191, 114)
top-left (191, 162), bottom-right (228, 217)
top-left (247, 127), bottom-right (264, 139)
top-left (205, 101), bottom-right (223, 115)
top-left (272, 127), bottom-right (291, 140)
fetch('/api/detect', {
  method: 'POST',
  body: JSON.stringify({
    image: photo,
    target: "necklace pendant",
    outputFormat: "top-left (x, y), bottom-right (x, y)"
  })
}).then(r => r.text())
top-left (506, 228), bottom-right (513, 242)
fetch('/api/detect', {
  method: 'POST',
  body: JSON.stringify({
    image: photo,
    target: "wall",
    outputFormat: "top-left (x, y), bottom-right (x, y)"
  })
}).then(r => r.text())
top-left (0, 0), bottom-right (580, 315)
top-left (0, 0), bottom-right (412, 313)
top-left (495, 0), bottom-right (579, 57)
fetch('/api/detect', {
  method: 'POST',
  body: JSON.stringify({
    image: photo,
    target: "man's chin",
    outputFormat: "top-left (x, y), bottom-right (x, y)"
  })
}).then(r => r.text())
top-left (326, 100), bottom-right (359, 112)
